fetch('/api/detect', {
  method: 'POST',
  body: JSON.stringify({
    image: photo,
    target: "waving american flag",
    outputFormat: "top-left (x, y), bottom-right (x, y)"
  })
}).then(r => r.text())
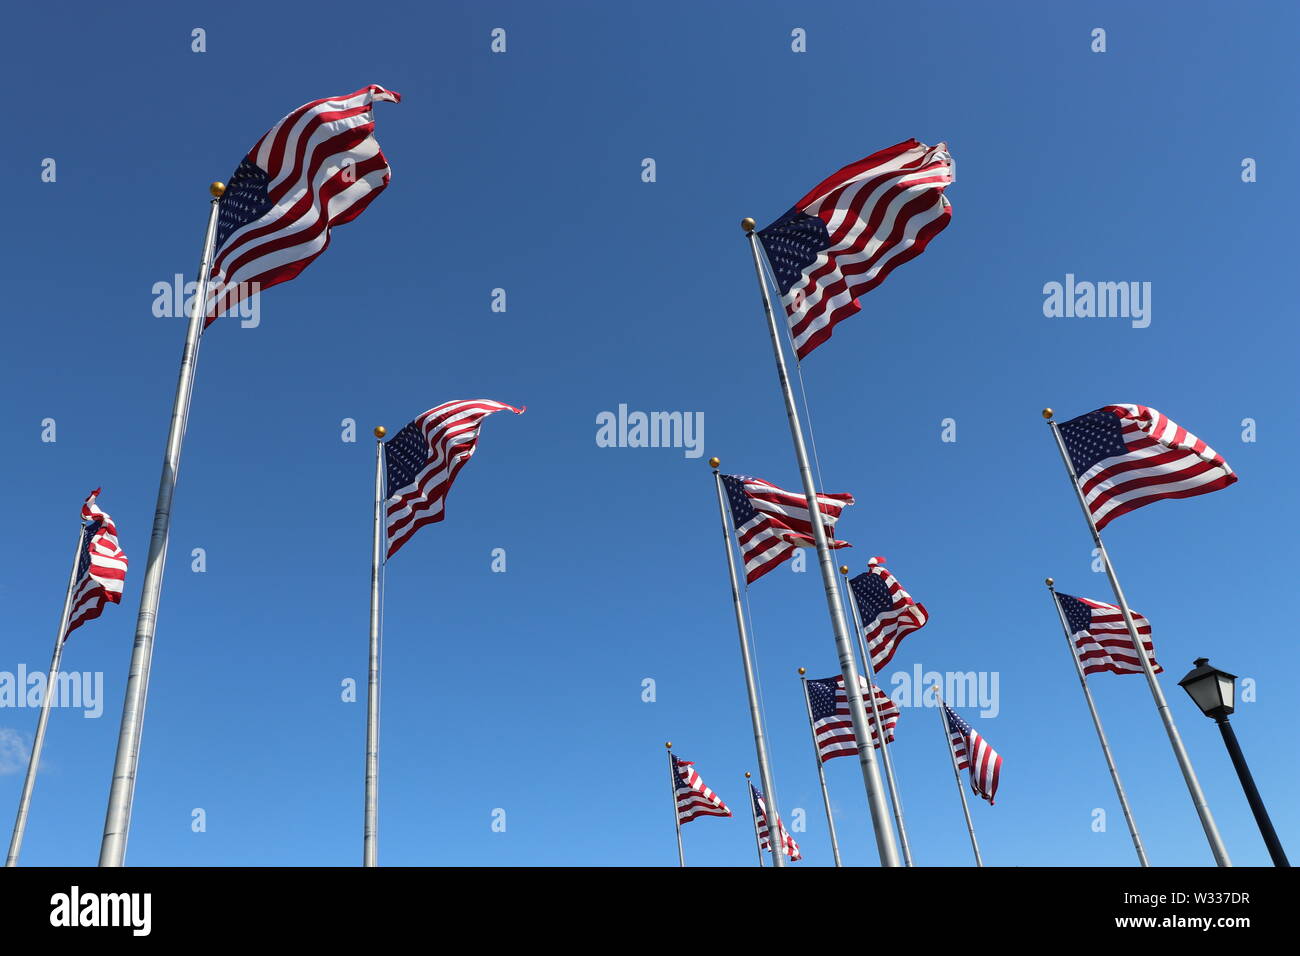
top-left (750, 784), bottom-right (801, 861)
top-left (204, 84), bottom-right (401, 324)
top-left (1055, 591), bottom-right (1159, 676)
top-left (384, 400), bottom-right (524, 558)
top-left (805, 674), bottom-right (899, 762)
top-left (720, 474), bottom-right (853, 583)
top-left (65, 490), bottom-right (128, 639)
top-left (850, 558), bottom-right (928, 671)
top-left (1057, 404), bottom-right (1237, 531)
top-left (671, 754), bottom-right (731, 824)
top-left (943, 703), bottom-right (1002, 805)
top-left (757, 140), bottom-right (954, 359)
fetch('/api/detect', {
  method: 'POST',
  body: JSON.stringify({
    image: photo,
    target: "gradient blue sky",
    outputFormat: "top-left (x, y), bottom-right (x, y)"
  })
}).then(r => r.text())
top-left (1, 2), bottom-right (1296, 867)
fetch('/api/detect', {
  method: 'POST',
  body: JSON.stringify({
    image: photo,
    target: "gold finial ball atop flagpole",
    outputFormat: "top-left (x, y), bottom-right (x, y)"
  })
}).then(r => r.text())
top-left (798, 667), bottom-right (806, 675)
top-left (1045, 577), bottom-right (1054, 587)
top-left (839, 565), bottom-right (849, 575)
top-left (1042, 408), bottom-right (1054, 420)
top-left (708, 456), bottom-right (720, 469)
top-left (744, 771), bottom-right (752, 779)
top-left (665, 741), bottom-right (673, 750)
top-left (209, 182), bottom-right (226, 198)
top-left (741, 217), bottom-right (756, 233)
top-left (373, 426), bottom-right (387, 439)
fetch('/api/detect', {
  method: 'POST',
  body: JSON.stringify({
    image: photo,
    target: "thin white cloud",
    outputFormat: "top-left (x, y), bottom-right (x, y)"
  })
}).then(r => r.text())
top-left (0, 728), bottom-right (28, 775)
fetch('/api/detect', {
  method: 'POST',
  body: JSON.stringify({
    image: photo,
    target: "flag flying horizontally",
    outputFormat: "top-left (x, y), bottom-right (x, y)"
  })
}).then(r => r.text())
top-left (720, 474), bottom-right (853, 583)
top-left (750, 784), bottom-right (801, 861)
top-left (756, 140), bottom-right (954, 359)
top-left (671, 754), bottom-right (731, 824)
top-left (806, 674), bottom-right (899, 761)
top-left (65, 490), bottom-right (128, 638)
top-left (850, 558), bottom-right (928, 671)
top-left (943, 703), bottom-right (1002, 805)
top-left (383, 400), bottom-right (524, 558)
top-left (1055, 591), bottom-right (1159, 676)
top-left (1057, 404), bottom-right (1237, 531)
top-left (204, 84), bottom-right (401, 323)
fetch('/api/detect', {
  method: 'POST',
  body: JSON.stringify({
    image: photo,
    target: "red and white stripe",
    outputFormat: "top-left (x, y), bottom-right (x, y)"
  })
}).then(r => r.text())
top-left (856, 558), bottom-right (928, 671)
top-left (384, 399), bottom-right (524, 558)
top-left (204, 84), bottom-right (401, 323)
top-left (944, 703), bottom-right (1002, 805)
top-left (752, 786), bottom-right (801, 861)
top-left (729, 475), bottom-right (853, 583)
top-left (65, 489), bottom-right (128, 638)
top-left (776, 139), bottom-right (953, 358)
top-left (1080, 405), bottom-right (1237, 530)
top-left (810, 675), bottom-right (900, 763)
top-left (674, 757), bottom-right (731, 824)
top-left (1066, 595), bottom-right (1159, 676)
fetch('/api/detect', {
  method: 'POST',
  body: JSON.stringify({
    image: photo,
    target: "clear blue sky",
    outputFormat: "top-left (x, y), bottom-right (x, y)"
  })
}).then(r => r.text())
top-left (1, 1), bottom-right (1296, 867)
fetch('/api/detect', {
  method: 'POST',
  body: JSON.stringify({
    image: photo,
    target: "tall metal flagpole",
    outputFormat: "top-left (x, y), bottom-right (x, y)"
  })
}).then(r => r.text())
top-left (711, 460), bottom-right (785, 866)
top-left (100, 183), bottom-right (225, 867)
top-left (666, 742), bottom-right (685, 867)
top-left (744, 772), bottom-right (765, 866)
top-left (840, 565), bottom-right (914, 866)
top-left (741, 219), bottom-right (900, 867)
top-left (797, 670), bottom-right (843, 867)
top-left (6, 522), bottom-right (85, 866)
top-left (1043, 409), bottom-right (1231, 867)
top-left (935, 688), bottom-right (983, 866)
top-left (1046, 577), bottom-right (1150, 867)
top-left (365, 426), bottom-right (387, 867)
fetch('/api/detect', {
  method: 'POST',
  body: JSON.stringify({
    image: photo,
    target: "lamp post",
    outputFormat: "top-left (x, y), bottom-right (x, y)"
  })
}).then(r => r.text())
top-left (1178, 658), bottom-right (1290, 867)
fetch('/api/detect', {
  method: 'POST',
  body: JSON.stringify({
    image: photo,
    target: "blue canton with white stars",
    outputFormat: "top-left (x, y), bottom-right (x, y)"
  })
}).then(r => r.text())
top-left (215, 159), bottom-right (275, 253)
top-left (720, 474), bottom-right (759, 528)
top-left (806, 677), bottom-right (840, 721)
top-left (850, 571), bottom-right (894, 622)
top-left (384, 419), bottom-right (432, 498)
top-left (1056, 592), bottom-right (1093, 636)
top-left (1058, 409), bottom-right (1129, 475)
top-left (944, 703), bottom-right (973, 737)
top-left (75, 521), bottom-right (100, 581)
top-left (757, 207), bottom-right (831, 296)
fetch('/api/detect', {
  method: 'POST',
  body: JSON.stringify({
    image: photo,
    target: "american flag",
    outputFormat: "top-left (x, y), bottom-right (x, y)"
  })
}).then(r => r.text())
top-left (806, 674), bottom-right (900, 761)
top-left (850, 558), bottom-right (928, 671)
top-left (1057, 405), bottom-right (1237, 531)
top-left (671, 754), bottom-right (731, 824)
top-left (65, 490), bottom-right (128, 639)
top-left (1055, 591), bottom-right (1159, 676)
top-left (204, 85), bottom-right (401, 323)
top-left (749, 784), bottom-right (801, 861)
top-left (757, 140), bottom-right (954, 359)
top-left (720, 474), bottom-right (853, 583)
top-left (942, 703), bottom-right (1002, 805)
top-left (384, 400), bottom-right (524, 558)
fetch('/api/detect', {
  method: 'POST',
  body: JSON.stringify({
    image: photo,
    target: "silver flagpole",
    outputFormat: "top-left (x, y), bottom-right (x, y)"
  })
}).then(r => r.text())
top-left (6, 521), bottom-right (85, 866)
top-left (840, 565), bottom-right (914, 866)
top-left (936, 688), bottom-right (983, 866)
top-left (364, 426), bottom-right (387, 867)
top-left (1046, 577), bottom-right (1149, 866)
top-left (1044, 409), bottom-right (1231, 866)
top-left (741, 219), bottom-right (900, 867)
top-left (711, 460), bottom-right (785, 866)
top-left (744, 772), bottom-right (765, 866)
top-left (666, 742), bottom-right (685, 867)
top-left (99, 183), bottom-right (225, 867)
top-left (797, 670), bottom-right (842, 867)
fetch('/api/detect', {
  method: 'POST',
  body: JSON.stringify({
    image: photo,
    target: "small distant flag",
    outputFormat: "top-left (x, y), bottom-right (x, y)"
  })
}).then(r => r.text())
top-left (757, 140), bottom-right (955, 359)
top-left (205, 84), bottom-right (401, 323)
top-left (1057, 404), bottom-right (1237, 530)
top-left (806, 674), bottom-right (899, 761)
top-left (384, 400), bottom-right (524, 558)
top-left (1055, 591), bottom-right (1159, 676)
top-left (850, 559), bottom-right (928, 670)
top-left (720, 474), bottom-right (853, 583)
top-left (671, 754), bottom-right (732, 824)
top-left (943, 703), bottom-right (1002, 805)
top-left (750, 784), bottom-right (801, 861)
top-left (65, 490), bottom-right (128, 638)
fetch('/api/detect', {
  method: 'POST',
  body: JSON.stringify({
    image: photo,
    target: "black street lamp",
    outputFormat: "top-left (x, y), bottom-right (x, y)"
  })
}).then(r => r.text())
top-left (1178, 658), bottom-right (1290, 867)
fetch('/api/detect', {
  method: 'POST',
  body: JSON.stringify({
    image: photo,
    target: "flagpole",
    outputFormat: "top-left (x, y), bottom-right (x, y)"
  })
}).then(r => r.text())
top-left (741, 219), bottom-right (900, 867)
top-left (936, 688), bottom-right (983, 866)
top-left (1043, 409), bottom-right (1231, 866)
top-left (744, 772), bottom-right (765, 866)
top-left (840, 565), bottom-right (914, 866)
top-left (1046, 577), bottom-right (1150, 866)
top-left (666, 742), bottom-right (685, 867)
top-left (6, 521), bottom-right (85, 867)
top-left (99, 183), bottom-right (225, 867)
top-left (797, 670), bottom-right (842, 867)
top-left (364, 426), bottom-right (387, 867)
top-left (711, 460), bottom-right (785, 867)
